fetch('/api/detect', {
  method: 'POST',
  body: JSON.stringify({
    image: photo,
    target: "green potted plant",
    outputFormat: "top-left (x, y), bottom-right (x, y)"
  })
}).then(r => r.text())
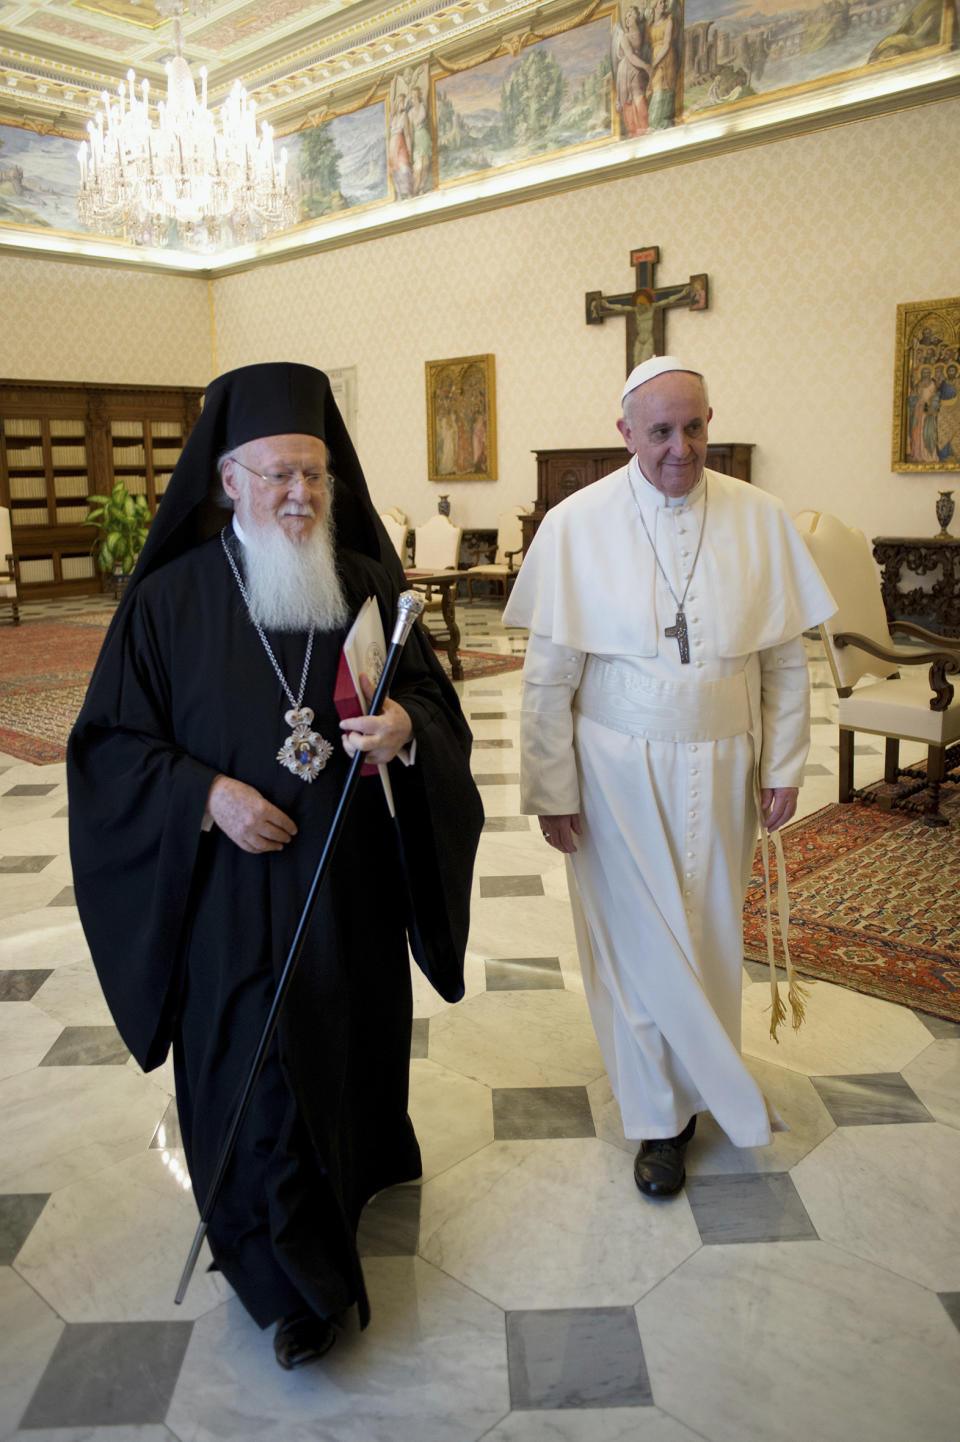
top-left (85, 480), bottom-right (152, 597)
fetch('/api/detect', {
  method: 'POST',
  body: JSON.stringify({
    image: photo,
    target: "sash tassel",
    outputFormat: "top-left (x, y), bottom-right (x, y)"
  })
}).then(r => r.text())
top-left (759, 813), bottom-right (810, 1041)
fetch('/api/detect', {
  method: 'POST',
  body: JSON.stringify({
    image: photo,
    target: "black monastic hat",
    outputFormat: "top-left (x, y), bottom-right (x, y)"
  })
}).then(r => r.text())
top-left (128, 361), bottom-right (402, 599)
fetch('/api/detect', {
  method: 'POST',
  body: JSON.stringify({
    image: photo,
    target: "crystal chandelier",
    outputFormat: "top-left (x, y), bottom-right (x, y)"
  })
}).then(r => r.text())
top-left (77, 10), bottom-right (297, 249)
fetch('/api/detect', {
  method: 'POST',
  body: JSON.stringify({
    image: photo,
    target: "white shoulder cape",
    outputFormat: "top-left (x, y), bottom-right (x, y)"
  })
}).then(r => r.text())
top-left (503, 466), bottom-right (836, 658)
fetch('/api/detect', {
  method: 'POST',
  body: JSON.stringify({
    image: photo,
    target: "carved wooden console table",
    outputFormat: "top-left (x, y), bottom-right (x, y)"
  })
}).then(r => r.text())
top-left (871, 535), bottom-right (960, 639)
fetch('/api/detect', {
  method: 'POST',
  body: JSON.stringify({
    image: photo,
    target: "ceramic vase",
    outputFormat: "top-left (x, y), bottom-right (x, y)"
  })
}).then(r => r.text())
top-left (437, 494), bottom-right (451, 517)
top-left (935, 489), bottom-right (955, 537)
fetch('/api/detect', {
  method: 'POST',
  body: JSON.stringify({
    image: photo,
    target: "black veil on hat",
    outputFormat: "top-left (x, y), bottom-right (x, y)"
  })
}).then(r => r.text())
top-left (128, 361), bottom-right (404, 601)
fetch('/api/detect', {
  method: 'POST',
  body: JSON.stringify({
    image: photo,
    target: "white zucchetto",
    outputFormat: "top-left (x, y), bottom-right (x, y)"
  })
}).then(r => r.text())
top-left (621, 355), bottom-right (704, 406)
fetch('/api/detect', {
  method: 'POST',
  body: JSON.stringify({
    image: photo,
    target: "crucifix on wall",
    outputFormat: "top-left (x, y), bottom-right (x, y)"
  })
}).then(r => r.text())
top-left (586, 246), bottom-right (709, 375)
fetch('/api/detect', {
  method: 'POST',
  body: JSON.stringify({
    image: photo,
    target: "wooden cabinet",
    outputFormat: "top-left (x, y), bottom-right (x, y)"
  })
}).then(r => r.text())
top-left (522, 443), bottom-right (753, 553)
top-left (0, 379), bottom-right (203, 597)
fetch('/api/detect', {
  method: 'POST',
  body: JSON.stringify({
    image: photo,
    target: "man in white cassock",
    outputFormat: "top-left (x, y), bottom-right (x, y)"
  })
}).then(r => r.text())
top-left (503, 356), bottom-right (835, 1197)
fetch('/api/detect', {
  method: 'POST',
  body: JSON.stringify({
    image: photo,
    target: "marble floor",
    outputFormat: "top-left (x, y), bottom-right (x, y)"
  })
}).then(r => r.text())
top-left (1, 599), bottom-right (959, 1442)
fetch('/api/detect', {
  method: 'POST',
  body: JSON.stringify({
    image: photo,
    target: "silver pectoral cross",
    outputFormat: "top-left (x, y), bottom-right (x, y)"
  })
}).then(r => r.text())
top-left (664, 609), bottom-right (690, 663)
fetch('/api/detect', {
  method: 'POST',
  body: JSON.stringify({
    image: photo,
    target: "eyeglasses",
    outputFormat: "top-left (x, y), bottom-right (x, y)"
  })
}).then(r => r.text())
top-left (229, 456), bottom-right (329, 490)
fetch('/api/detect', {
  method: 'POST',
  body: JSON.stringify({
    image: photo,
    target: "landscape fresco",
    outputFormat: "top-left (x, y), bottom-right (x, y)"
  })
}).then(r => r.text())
top-left (388, 66), bottom-right (433, 200)
top-left (435, 17), bottom-right (614, 184)
top-left (0, 124), bottom-right (86, 232)
top-left (289, 103), bottom-right (389, 221)
top-left (683, 0), bottom-right (953, 114)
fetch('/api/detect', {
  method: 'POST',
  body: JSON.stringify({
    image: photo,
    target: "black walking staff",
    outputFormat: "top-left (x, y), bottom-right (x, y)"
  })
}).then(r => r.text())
top-left (174, 588), bottom-right (425, 1305)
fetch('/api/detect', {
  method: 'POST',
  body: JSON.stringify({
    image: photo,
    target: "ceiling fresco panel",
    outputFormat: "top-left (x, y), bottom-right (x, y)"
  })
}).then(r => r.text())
top-left (73, 0), bottom-right (169, 29)
top-left (193, 0), bottom-right (335, 55)
top-left (31, 11), bottom-right (143, 54)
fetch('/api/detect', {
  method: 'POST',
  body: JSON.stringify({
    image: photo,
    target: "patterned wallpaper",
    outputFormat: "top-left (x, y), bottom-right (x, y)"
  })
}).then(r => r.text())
top-left (211, 96), bottom-right (960, 543)
top-left (0, 257), bottom-right (211, 386)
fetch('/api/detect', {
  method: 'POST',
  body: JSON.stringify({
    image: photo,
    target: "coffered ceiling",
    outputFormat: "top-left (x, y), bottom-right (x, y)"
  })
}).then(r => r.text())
top-left (0, 0), bottom-right (558, 139)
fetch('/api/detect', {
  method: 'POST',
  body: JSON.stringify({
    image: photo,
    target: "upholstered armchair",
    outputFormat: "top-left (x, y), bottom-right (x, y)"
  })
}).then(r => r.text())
top-left (791, 508), bottom-right (821, 535)
top-left (410, 513), bottom-right (462, 575)
top-left (1, 506), bottom-right (23, 625)
top-left (463, 504), bottom-right (530, 602)
top-left (803, 512), bottom-right (960, 826)
top-left (378, 509), bottom-right (410, 566)
top-left (406, 513), bottom-right (463, 669)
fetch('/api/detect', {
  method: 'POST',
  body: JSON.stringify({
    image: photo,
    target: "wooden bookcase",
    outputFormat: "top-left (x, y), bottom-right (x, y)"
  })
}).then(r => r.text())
top-left (0, 379), bottom-right (203, 597)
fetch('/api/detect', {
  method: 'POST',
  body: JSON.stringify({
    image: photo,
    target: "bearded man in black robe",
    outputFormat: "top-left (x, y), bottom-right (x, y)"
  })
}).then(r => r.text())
top-left (67, 362), bottom-right (483, 1369)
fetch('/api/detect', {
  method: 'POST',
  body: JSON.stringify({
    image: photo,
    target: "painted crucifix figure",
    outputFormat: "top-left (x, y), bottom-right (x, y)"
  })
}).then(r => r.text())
top-left (586, 245), bottom-right (709, 375)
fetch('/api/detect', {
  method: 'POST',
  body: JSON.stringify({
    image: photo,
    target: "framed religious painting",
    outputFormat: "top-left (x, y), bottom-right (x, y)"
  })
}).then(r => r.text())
top-left (892, 296), bottom-right (960, 472)
top-left (425, 354), bottom-right (497, 483)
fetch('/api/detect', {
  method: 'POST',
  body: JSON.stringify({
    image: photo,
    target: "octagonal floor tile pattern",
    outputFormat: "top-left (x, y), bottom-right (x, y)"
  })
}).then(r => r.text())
top-left (1, 605), bottom-right (958, 1441)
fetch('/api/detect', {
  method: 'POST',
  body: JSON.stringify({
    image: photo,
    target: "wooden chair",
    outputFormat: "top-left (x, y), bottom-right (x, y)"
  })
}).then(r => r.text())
top-left (378, 511), bottom-right (410, 566)
top-left (463, 504), bottom-right (530, 602)
top-left (411, 513), bottom-right (462, 576)
top-left (1, 506), bottom-right (23, 625)
top-left (792, 508), bottom-right (821, 535)
top-left (803, 511), bottom-right (960, 825)
top-left (408, 513), bottom-right (463, 663)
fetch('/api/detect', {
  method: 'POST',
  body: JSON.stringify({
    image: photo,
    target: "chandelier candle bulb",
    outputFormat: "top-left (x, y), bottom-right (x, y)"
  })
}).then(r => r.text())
top-left (76, 15), bottom-right (296, 248)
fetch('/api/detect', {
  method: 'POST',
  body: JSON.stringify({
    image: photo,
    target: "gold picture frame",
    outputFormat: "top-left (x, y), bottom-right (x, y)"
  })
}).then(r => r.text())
top-left (892, 296), bottom-right (960, 472)
top-left (425, 354), bottom-right (497, 483)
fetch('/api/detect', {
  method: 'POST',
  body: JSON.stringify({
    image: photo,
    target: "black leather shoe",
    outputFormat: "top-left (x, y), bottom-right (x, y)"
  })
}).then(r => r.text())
top-left (633, 1115), bottom-right (697, 1198)
top-left (273, 1310), bottom-right (337, 1370)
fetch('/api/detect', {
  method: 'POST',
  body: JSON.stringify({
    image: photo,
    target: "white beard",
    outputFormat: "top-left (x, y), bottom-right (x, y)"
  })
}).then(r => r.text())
top-left (240, 506), bottom-right (350, 633)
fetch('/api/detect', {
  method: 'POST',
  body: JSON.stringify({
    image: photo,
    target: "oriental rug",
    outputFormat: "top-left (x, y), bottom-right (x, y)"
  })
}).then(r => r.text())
top-left (743, 788), bottom-right (960, 1021)
top-left (0, 616), bottom-right (525, 764)
top-left (0, 617), bottom-right (112, 764)
top-left (437, 650), bottom-right (525, 683)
